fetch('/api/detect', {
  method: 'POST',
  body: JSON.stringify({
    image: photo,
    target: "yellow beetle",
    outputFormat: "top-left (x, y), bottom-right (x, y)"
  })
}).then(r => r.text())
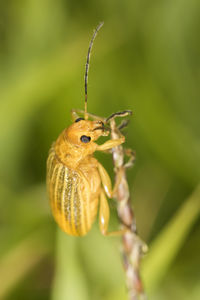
top-left (46, 23), bottom-right (131, 236)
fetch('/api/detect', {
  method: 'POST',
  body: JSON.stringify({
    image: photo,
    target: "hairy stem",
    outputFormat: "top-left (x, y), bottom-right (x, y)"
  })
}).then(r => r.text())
top-left (110, 118), bottom-right (147, 300)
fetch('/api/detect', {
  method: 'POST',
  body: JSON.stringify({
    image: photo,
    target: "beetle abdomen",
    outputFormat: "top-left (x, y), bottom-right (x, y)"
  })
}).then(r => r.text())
top-left (47, 147), bottom-right (97, 236)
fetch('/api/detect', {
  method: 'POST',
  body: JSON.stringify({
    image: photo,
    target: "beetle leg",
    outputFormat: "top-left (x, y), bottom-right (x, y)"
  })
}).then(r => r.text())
top-left (96, 136), bottom-right (125, 152)
top-left (124, 148), bottom-right (136, 169)
top-left (106, 110), bottom-right (132, 123)
top-left (98, 162), bottom-right (113, 198)
top-left (99, 190), bottom-right (110, 235)
top-left (97, 162), bottom-right (124, 199)
top-left (99, 190), bottom-right (127, 236)
top-left (71, 109), bottom-right (106, 122)
top-left (71, 110), bottom-right (80, 122)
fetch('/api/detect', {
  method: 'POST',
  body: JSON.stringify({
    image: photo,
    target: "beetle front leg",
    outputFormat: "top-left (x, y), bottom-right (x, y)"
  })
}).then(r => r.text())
top-left (96, 136), bottom-right (125, 152)
top-left (106, 110), bottom-right (132, 123)
top-left (99, 190), bottom-right (127, 236)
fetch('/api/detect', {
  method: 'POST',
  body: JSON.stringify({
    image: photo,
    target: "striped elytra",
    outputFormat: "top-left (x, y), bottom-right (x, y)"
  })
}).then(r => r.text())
top-left (47, 146), bottom-right (99, 236)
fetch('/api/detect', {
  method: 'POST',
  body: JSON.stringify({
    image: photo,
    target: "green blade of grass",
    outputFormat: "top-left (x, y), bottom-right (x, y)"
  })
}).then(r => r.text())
top-left (142, 184), bottom-right (200, 292)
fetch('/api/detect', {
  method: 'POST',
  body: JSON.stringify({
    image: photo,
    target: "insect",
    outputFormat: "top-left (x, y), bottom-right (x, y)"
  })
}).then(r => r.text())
top-left (46, 22), bottom-right (131, 236)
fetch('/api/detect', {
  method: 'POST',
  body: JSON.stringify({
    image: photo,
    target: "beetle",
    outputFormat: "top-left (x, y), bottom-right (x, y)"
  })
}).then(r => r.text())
top-left (46, 22), bottom-right (131, 236)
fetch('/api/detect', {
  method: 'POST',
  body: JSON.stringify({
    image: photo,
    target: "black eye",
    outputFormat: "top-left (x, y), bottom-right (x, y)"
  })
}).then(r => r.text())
top-left (80, 135), bottom-right (91, 143)
top-left (75, 118), bottom-right (84, 123)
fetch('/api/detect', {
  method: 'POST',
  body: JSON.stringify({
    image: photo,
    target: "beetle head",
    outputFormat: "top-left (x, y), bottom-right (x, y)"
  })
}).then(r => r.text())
top-left (65, 118), bottom-right (109, 147)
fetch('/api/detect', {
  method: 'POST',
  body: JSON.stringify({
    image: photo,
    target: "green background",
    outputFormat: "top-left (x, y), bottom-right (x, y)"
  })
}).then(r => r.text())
top-left (0, 1), bottom-right (199, 299)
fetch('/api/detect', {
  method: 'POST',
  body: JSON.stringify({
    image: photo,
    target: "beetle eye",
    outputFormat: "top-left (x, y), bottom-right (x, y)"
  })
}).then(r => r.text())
top-left (75, 117), bottom-right (84, 123)
top-left (80, 135), bottom-right (91, 143)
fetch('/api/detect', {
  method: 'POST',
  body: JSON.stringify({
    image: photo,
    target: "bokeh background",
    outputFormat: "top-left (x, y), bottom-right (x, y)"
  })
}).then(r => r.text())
top-left (0, 1), bottom-right (200, 299)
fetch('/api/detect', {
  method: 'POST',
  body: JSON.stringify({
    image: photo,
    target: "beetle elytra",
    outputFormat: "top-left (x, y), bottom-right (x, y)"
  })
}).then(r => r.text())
top-left (46, 23), bottom-right (132, 236)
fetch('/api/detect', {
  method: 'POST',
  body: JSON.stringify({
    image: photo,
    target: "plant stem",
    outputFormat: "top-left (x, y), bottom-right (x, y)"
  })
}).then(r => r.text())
top-left (110, 118), bottom-right (147, 300)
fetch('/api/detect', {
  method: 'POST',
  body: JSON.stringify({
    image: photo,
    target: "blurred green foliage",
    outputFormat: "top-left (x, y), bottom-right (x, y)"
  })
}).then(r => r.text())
top-left (0, 0), bottom-right (200, 299)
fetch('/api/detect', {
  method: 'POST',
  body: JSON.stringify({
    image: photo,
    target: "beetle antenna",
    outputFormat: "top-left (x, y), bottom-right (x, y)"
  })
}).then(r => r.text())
top-left (84, 22), bottom-right (104, 120)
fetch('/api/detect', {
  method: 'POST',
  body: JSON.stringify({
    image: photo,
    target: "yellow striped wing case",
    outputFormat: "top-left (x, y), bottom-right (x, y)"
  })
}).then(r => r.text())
top-left (46, 147), bottom-right (97, 236)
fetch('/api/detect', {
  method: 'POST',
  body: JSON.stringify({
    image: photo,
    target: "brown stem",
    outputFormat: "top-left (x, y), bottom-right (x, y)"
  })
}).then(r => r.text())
top-left (110, 118), bottom-right (148, 300)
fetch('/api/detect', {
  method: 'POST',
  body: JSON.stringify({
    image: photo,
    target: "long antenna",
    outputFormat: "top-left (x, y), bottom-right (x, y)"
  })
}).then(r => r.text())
top-left (84, 22), bottom-right (104, 120)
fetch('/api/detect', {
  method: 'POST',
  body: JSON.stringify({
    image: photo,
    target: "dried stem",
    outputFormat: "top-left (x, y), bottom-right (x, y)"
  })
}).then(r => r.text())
top-left (109, 117), bottom-right (148, 300)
